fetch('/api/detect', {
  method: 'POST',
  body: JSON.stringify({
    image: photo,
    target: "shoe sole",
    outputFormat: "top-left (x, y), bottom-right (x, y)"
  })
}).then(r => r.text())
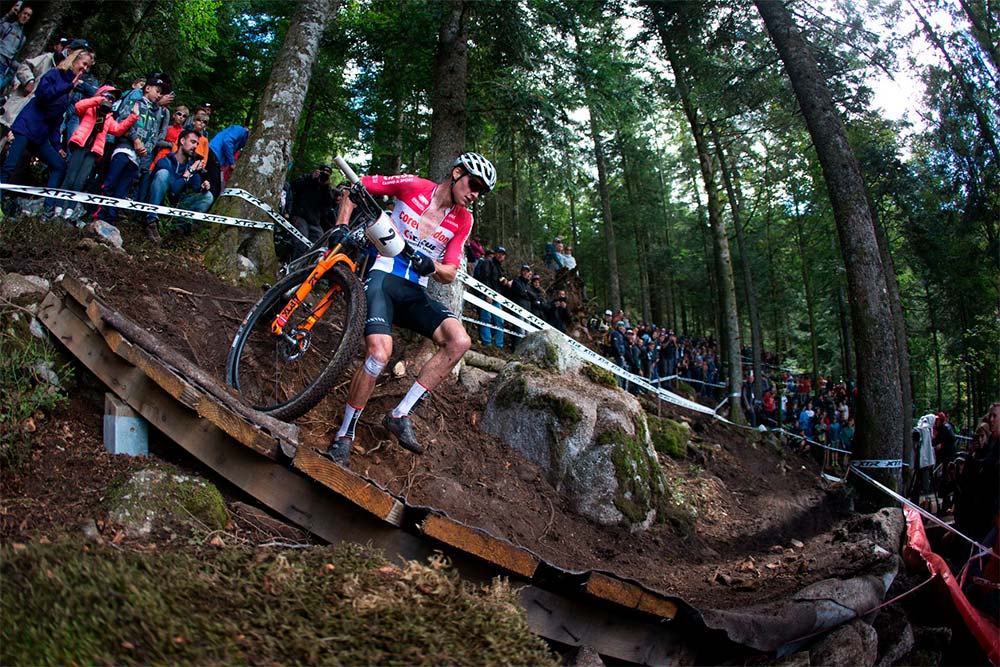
top-left (382, 416), bottom-right (424, 454)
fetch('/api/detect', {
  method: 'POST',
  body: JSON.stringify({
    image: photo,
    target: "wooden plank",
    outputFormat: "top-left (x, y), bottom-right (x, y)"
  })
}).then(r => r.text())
top-left (58, 275), bottom-right (95, 307)
top-left (101, 326), bottom-right (279, 460)
top-left (584, 573), bottom-right (678, 621)
top-left (291, 447), bottom-right (404, 526)
top-left (420, 514), bottom-right (539, 578)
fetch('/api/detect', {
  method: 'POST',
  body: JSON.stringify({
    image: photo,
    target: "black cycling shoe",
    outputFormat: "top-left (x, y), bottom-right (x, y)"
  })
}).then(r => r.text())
top-left (319, 436), bottom-right (352, 465)
top-left (382, 413), bottom-right (423, 454)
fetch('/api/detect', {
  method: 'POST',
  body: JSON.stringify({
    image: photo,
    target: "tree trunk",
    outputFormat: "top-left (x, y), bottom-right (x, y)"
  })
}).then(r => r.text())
top-left (293, 95), bottom-right (318, 170)
top-left (618, 133), bottom-right (652, 323)
top-left (756, 0), bottom-right (904, 504)
top-left (204, 0), bottom-right (335, 282)
top-left (21, 0), bottom-right (73, 58)
top-left (836, 279), bottom-right (854, 380)
top-left (957, 0), bottom-right (1000, 74)
top-left (657, 167), bottom-right (677, 328)
top-left (712, 124), bottom-right (764, 396)
top-left (793, 199), bottom-right (820, 397)
top-left (659, 36), bottom-right (743, 422)
top-left (426, 0), bottom-right (470, 316)
top-left (589, 107), bottom-right (621, 311)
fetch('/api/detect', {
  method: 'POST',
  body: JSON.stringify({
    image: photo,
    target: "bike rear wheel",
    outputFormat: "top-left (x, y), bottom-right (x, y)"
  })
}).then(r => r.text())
top-left (226, 262), bottom-right (365, 420)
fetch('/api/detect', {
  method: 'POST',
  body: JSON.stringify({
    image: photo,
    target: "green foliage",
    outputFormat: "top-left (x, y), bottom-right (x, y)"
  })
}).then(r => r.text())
top-left (1, 542), bottom-right (557, 666)
top-left (0, 310), bottom-right (73, 469)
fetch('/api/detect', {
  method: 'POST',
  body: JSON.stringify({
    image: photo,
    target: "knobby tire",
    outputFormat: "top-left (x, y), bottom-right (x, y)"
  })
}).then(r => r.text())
top-left (225, 262), bottom-right (365, 420)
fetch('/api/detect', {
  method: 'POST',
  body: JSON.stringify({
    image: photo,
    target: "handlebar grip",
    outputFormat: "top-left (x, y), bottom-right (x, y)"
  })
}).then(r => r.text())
top-left (333, 156), bottom-right (360, 184)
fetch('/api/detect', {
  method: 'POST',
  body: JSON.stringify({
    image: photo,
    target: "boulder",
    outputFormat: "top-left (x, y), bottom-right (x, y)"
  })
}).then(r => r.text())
top-left (84, 220), bottom-right (124, 250)
top-left (459, 364), bottom-right (494, 393)
top-left (0, 273), bottom-right (49, 305)
top-left (236, 254), bottom-right (257, 280)
top-left (106, 465), bottom-right (227, 537)
top-left (481, 329), bottom-right (673, 531)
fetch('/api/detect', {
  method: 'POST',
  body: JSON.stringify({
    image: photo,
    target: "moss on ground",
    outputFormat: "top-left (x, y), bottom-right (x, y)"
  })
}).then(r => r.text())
top-left (1, 541), bottom-right (557, 666)
top-left (583, 363), bottom-right (617, 388)
top-left (673, 381), bottom-right (697, 400)
top-left (647, 415), bottom-right (689, 459)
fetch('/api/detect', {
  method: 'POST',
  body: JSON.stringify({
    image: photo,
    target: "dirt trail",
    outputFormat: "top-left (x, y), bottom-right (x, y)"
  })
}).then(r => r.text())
top-left (1, 222), bottom-right (883, 608)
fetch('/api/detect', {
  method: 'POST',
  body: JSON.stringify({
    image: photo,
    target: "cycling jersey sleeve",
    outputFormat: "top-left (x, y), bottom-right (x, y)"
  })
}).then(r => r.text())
top-left (441, 210), bottom-right (471, 267)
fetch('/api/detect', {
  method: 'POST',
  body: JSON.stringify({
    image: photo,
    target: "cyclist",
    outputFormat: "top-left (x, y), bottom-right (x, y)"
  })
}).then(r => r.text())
top-left (323, 152), bottom-right (497, 464)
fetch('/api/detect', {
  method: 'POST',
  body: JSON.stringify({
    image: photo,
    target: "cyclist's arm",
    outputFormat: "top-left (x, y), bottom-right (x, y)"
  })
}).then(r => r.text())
top-left (334, 193), bottom-right (355, 226)
top-left (431, 260), bottom-right (457, 284)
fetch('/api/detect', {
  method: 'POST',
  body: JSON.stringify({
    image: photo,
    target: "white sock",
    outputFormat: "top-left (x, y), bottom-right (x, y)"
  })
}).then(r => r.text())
top-left (392, 381), bottom-right (429, 418)
top-left (336, 402), bottom-right (364, 439)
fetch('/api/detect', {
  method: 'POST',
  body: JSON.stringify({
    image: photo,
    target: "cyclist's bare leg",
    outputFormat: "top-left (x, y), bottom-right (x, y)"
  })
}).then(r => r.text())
top-left (413, 317), bottom-right (472, 393)
top-left (338, 333), bottom-right (393, 429)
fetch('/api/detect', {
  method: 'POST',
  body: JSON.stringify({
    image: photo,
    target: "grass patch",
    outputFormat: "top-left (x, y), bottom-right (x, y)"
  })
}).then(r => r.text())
top-left (1, 541), bottom-right (557, 666)
top-left (0, 307), bottom-right (73, 470)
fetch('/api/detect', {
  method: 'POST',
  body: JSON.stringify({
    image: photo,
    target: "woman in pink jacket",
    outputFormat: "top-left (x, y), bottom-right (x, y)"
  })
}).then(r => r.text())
top-left (58, 85), bottom-right (137, 219)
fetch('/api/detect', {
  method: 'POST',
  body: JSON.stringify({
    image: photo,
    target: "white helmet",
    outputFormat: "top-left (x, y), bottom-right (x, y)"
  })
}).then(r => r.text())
top-left (453, 152), bottom-right (496, 192)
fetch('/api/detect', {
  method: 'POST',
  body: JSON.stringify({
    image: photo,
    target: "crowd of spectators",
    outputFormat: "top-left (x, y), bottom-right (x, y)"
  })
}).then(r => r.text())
top-left (0, 8), bottom-right (249, 244)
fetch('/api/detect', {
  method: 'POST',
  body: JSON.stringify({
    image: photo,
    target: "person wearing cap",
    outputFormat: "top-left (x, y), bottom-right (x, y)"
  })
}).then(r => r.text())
top-left (146, 102), bottom-right (188, 173)
top-left (545, 289), bottom-right (572, 333)
top-left (527, 273), bottom-right (547, 318)
top-left (0, 35), bottom-right (67, 132)
top-left (509, 263), bottom-right (535, 313)
top-left (97, 71), bottom-right (168, 227)
top-left (59, 86), bottom-right (138, 221)
top-left (322, 151), bottom-right (497, 465)
top-left (286, 163), bottom-right (337, 256)
top-left (2, 44), bottom-right (94, 218)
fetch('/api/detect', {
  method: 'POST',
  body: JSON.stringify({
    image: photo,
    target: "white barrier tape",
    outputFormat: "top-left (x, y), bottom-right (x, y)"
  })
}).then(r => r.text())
top-left (1, 183), bottom-right (275, 233)
top-left (462, 290), bottom-right (539, 334)
top-left (459, 273), bottom-right (720, 417)
top-left (656, 374), bottom-right (727, 389)
top-left (849, 465), bottom-right (998, 559)
top-left (459, 316), bottom-right (525, 338)
top-left (852, 459), bottom-right (903, 469)
top-left (220, 187), bottom-right (310, 247)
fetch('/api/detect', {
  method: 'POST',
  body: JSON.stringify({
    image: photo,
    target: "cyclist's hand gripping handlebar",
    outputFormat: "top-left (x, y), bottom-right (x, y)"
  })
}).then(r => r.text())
top-left (402, 243), bottom-right (435, 277)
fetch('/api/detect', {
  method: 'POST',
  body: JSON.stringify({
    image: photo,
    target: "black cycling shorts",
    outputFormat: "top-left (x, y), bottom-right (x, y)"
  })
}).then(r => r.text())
top-left (364, 270), bottom-right (456, 338)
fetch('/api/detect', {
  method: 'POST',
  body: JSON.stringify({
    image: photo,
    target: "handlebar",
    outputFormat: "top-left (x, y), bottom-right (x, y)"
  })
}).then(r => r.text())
top-left (333, 155), bottom-right (360, 184)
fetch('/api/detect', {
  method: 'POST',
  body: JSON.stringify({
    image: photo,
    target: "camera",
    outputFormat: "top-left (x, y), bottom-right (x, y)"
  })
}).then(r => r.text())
top-left (98, 100), bottom-right (114, 115)
top-left (318, 171), bottom-right (330, 183)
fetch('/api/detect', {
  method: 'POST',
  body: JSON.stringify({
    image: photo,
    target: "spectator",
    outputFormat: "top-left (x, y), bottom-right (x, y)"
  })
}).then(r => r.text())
top-left (761, 389), bottom-right (776, 427)
top-left (465, 234), bottom-right (484, 267)
top-left (546, 289), bottom-right (572, 333)
top-left (933, 411), bottom-right (957, 466)
top-left (207, 123), bottom-right (247, 199)
top-left (97, 72), bottom-right (168, 225)
top-left (135, 88), bottom-right (177, 202)
top-left (509, 263), bottom-right (534, 312)
top-left (147, 104), bottom-right (188, 170)
top-left (0, 35), bottom-right (65, 133)
top-left (561, 244), bottom-right (577, 270)
top-left (58, 39), bottom-right (99, 145)
top-left (287, 164), bottom-right (336, 255)
top-left (527, 273), bottom-right (546, 318)
top-left (59, 86), bottom-right (137, 221)
top-left (838, 417), bottom-right (855, 468)
top-left (473, 247), bottom-right (503, 349)
top-left (1, 45), bottom-right (94, 218)
top-left (143, 128), bottom-right (213, 243)
top-left (0, 2), bottom-right (32, 91)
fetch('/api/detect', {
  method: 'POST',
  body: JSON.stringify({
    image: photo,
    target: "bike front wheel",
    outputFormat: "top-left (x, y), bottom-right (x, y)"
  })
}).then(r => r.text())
top-left (226, 262), bottom-right (365, 420)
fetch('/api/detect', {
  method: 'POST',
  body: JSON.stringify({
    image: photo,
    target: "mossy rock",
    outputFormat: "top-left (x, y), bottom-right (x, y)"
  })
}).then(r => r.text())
top-left (673, 381), bottom-right (697, 400)
top-left (599, 417), bottom-right (668, 527)
top-left (647, 415), bottom-right (690, 459)
top-left (583, 363), bottom-right (617, 388)
top-left (106, 465), bottom-right (228, 536)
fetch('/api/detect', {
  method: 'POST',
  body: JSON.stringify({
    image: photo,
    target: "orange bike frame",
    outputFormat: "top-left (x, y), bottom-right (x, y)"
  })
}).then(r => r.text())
top-left (271, 246), bottom-right (357, 336)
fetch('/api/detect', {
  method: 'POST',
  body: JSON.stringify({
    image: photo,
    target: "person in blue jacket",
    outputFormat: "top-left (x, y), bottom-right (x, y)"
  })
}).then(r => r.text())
top-left (1, 45), bottom-right (94, 217)
top-left (206, 124), bottom-right (247, 200)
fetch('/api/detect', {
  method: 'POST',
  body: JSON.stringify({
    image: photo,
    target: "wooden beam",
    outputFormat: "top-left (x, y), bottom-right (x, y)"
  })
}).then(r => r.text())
top-left (291, 447), bottom-right (404, 526)
top-left (584, 572), bottom-right (678, 620)
top-left (420, 514), bottom-right (539, 578)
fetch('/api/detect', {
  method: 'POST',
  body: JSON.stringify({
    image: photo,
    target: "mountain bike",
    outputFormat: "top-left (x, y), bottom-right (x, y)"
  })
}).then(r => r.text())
top-left (225, 156), bottom-right (406, 420)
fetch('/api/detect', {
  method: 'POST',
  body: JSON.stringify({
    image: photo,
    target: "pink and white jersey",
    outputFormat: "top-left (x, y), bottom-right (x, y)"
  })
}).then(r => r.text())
top-left (362, 174), bottom-right (473, 287)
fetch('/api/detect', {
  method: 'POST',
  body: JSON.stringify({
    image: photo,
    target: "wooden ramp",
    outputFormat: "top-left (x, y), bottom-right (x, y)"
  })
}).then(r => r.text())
top-left (39, 277), bottom-right (690, 665)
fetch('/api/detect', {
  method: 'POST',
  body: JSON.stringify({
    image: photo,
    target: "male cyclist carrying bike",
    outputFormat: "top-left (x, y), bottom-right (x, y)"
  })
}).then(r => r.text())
top-left (324, 152), bottom-right (497, 464)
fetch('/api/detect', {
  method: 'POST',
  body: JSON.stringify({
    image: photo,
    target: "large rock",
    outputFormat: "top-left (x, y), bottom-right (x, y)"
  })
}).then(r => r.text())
top-left (0, 272), bottom-right (49, 305)
top-left (106, 466), bottom-right (227, 537)
top-left (808, 620), bottom-right (877, 667)
top-left (481, 330), bottom-right (673, 531)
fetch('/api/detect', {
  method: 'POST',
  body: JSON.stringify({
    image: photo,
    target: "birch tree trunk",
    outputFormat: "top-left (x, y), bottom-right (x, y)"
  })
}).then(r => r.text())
top-left (204, 0), bottom-right (335, 282)
top-left (755, 0), bottom-right (904, 505)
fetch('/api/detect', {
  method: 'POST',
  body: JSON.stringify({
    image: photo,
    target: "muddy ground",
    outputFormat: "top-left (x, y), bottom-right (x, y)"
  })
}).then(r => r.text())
top-left (1, 218), bottom-right (886, 611)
